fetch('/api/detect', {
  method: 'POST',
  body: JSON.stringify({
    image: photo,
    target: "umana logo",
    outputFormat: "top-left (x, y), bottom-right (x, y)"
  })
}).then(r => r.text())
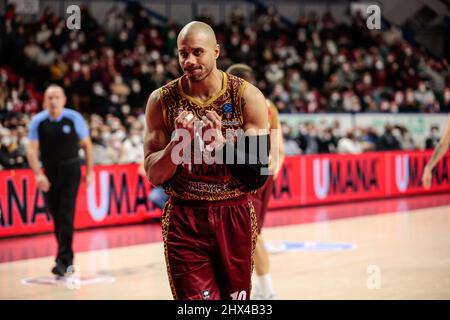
top-left (395, 155), bottom-right (409, 192)
top-left (313, 159), bottom-right (330, 199)
top-left (313, 158), bottom-right (379, 199)
top-left (394, 154), bottom-right (450, 191)
top-left (87, 170), bottom-right (152, 221)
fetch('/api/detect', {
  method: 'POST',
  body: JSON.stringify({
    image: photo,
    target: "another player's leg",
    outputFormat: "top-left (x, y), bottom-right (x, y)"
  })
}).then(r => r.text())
top-left (251, 176), bottom-right (277, 299)
top-left (253, 234), bottom-right (276, 299)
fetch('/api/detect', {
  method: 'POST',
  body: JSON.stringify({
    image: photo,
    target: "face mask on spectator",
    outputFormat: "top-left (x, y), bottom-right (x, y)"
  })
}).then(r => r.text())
top-left (331, 92), bottom-right (340, 101)
top-left (141, 64), bottom-right (150, 74)
top-left (150, 50), bottom-right (160, 61)
top-left (405, 47), bottom-right (412, 56)
top-left (114, 130), bottom-right (126, 140)
top-left (156, 63), bottom-right (164, 74)
top-left (131, 81), bottom-right (141, 93)
top-left (241, 43), bottom-right (250, 53)
top-left (1, 136), bottom-right (11, 146)
top-left (73, 62), bottom-right (81, 72)
top-left (418, 83), bottom-right (426, 92)
top-left (111, 94), bottom-right (119, 104)
top-left (102, 132), bottom-right (110, 140)
top-left (119, 31), bottom-right (128, 41)
top-left (121, 104), bottom-right (130, 116)
top-left (375, 60), bottom-right (384, 70)
top-left (93, 83), bottom-right (105, 96)
top-left (131, 135), bottom-right (141, 145)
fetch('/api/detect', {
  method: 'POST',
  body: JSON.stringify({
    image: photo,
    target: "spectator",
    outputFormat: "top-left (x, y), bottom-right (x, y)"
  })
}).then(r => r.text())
top-left (337, 130), bottom-right (363, 154)
top-left (281, 122), bottom-right (301, 155)
top-left (425, 125), bottom-right (441, 149)
top-left (377, 125), bottom-right (401, 151)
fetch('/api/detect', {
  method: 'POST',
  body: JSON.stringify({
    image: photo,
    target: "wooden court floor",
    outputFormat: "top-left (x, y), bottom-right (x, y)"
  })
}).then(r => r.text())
top-left (1, 196), bottom-right (450, 300)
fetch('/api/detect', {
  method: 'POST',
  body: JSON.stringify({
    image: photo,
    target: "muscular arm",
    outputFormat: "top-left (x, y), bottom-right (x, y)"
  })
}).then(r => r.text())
top-left (219, 83), bottom-right (270, 190)
top-left (143, 90), bottom-right (178, 186)
top-left (269, 104), bottom-right (285, 178)
top-left (242, 83), bottom-right (269, 134)
top-left (425, 115), bottom-right (450, 170)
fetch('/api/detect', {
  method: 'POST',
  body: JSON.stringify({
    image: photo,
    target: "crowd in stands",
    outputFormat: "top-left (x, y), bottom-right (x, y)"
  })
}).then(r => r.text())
top-left (280, 120), bottom-right (440, 156)
top-left (1, 2), bottom-right (449, 169)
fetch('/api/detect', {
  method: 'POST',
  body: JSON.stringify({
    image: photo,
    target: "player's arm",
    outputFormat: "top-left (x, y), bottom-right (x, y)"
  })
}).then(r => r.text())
top-left (268, 103), bottom-right (285, 179)
top-left (143, 90), bottom-right (178, 186)
top-left (242, 83), bottom-right (269, 133)
top-left (422, 115), bottom-right (450, 188)
top-left (219, 83), bottom-right (270, 190)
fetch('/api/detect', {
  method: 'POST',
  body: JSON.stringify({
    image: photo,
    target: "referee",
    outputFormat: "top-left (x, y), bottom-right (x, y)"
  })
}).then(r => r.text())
top-left (26, 84), bottom-right (93, 277)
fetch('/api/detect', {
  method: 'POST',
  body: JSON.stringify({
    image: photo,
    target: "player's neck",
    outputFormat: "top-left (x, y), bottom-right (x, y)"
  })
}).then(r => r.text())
top-left (183, 69), bottom-right (223, 102)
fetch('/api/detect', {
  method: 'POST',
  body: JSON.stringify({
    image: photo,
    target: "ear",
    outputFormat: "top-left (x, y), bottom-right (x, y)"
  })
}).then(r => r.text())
top-left (215, 44), bottom-right (220, 59)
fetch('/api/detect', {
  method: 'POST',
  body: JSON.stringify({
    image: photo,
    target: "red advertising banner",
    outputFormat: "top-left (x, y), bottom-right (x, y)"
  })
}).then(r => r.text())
top-left (301, 152), bottom-right (388, 206)
top-left (0, 164), bottom-right (160, 237)
top-left (388, 150), bottom-right (450, 196)
top-left (1, 150), bottom-right (450, 237)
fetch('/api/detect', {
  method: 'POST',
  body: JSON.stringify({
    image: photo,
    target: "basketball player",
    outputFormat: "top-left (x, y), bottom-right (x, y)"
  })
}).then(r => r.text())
top-left (422, 115), bottom-right (450, 189)
top-left (226, 64), bottom-right (285, 300)
top-left (143, 21), bottom-right (270, 300)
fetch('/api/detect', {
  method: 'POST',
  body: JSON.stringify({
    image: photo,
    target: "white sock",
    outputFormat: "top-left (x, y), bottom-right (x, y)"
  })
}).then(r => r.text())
top-left (256, 274), bottom-right (275, 297)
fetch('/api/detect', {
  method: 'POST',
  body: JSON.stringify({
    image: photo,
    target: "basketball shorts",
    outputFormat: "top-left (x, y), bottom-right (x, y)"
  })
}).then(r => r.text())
top-left (162, 195), bottom-right (257, 300)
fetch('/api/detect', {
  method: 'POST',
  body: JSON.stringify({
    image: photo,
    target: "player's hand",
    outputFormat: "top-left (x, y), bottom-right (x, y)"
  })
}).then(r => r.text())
top-left (138, 163), bottom-right (146, 176)
top-left (174, 111), bottom-right (198, 141)
top-left (85, 170), bottom-right (94, 187)
top-left (422, 166), bottom-right (432, 189)
top-left (36, 173), bottom-right (50, 192)
top-left (201, 110), bottom-right (225, 151)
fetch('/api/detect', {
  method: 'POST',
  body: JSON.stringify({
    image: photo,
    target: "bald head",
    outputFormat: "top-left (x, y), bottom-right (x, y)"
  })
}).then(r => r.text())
top-left (44, 84), bottom-right (66, 118)
top-left (177, 21), bottom-right (220, 82)
top-left (177, 21), bottom-right (217, 49)
top-left (45, 84), bottom-right (65, 97)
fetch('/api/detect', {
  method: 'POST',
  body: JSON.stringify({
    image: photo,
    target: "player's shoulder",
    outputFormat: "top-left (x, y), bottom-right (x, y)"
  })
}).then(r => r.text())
top-left (265, 98), bottom-right (276, 109)
top-left (226, 72), bottom-right (246, 84)
top-left (160, 76), bottom-right (182, 94)
top-left (149, 77), bottom-right (182, 103)
top-left (241, 80), bottom-right (265, 101)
